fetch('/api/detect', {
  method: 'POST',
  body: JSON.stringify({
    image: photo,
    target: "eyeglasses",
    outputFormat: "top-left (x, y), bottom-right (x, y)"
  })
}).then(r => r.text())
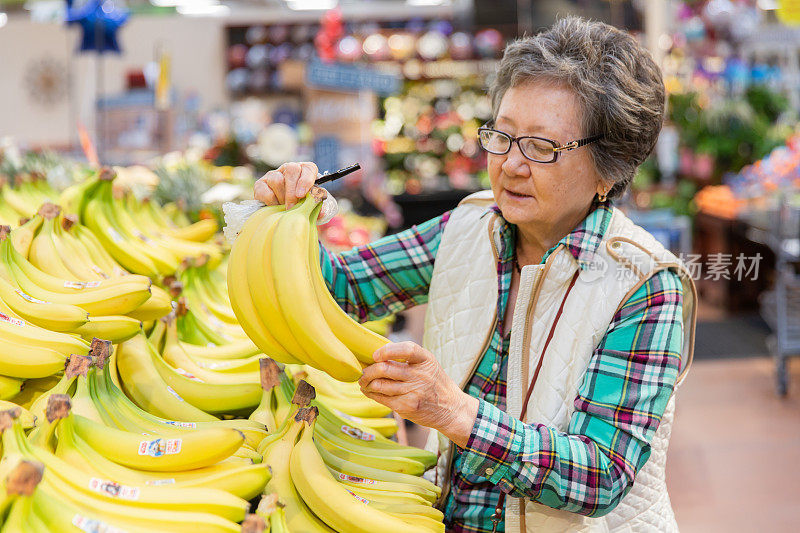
top-left (477, 124), bottom-right (604, 164)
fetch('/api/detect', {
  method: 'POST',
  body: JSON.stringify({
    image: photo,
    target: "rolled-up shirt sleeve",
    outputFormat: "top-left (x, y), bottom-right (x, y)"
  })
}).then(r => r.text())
top-left (319, 212), bottom-right (451, 323)
top-left (458, 268), bottom-right (684, 517)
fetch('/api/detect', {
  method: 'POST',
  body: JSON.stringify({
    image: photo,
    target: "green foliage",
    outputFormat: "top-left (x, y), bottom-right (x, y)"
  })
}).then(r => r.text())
top-left (152, 164), bottom-right (213, 218)
top-left (668, 87), bottom-right (793, 180)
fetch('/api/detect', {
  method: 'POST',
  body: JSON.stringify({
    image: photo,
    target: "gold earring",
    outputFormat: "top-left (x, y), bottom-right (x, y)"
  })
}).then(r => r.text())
top-left (597, 189), bottom-right (608, 202)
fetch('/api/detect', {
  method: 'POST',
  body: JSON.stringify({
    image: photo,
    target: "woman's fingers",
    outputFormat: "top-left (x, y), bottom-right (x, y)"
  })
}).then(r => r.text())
top-left (255, 161), bottom-right (320, 208)
top-left (254, 175), bottom-right (278, 205)
top-left (281, 162), bottom-right (302, 209)
top-left (372, 341), bottom-right (430, 365)
top-left (360, 377), bottom-right (406, 396)
top-left (296, 162), bottom-right (319, 198)
top-left (359, 361), bottom-right (408, 389)
top-left (263, 169), bottom-right (286, 205)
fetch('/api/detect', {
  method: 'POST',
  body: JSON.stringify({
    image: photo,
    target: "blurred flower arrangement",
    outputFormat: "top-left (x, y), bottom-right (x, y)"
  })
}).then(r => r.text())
top-left (375, 78), bottom-right (492, 195)
top-left (668, 86), bottom-right (794, 183)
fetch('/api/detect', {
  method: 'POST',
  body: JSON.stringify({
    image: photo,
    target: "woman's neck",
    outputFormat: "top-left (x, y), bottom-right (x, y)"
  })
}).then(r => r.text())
top-left (514, 205), bottom-right (592, 265)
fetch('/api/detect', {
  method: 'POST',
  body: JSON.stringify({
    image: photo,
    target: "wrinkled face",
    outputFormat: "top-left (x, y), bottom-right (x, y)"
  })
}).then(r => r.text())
top-left (487, 80), bottom-right (605, 229)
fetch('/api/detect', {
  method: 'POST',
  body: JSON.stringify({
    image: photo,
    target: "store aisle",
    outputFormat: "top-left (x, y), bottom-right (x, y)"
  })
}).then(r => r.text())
top-left (667, 356), bottom-right (800, 532)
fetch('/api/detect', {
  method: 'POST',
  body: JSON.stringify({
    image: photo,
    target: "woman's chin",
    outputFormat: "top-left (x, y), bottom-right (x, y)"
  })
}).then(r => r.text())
top-left (498, 197), bottom-right (537, 224)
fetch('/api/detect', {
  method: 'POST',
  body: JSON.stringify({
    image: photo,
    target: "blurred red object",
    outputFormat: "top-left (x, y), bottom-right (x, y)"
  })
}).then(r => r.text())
top-left (126, 69), bottom-right (146, 89)
top-left (315, 8), bottom-right (344, 63)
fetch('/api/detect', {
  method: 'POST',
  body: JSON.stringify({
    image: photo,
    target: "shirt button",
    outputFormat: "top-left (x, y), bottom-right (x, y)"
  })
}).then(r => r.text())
top-left (492, 363), bottom-right (499, 372)
top-left (485, 467), bottom-right (494, 476)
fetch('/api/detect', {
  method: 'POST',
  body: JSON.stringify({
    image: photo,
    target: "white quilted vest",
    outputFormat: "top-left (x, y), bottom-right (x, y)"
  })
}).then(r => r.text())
top-left (422, 191), bottom-right (697, 533)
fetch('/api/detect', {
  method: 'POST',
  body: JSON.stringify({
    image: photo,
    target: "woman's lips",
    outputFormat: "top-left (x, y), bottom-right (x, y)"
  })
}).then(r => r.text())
top-left (504, 189), bottom-right (533, 199)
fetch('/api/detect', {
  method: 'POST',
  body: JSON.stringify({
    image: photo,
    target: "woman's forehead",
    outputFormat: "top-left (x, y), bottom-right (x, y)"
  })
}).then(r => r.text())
top-left (496, 82), bottom-right (582, 138)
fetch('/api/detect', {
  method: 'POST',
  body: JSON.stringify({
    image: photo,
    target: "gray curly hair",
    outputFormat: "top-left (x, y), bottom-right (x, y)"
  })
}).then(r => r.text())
top-left (489, 16), bottom-right (665, 200)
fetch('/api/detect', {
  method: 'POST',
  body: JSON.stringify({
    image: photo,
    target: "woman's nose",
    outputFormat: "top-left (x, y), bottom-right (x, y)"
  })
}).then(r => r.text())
top-left (500, 142), bottom-right (531, 178)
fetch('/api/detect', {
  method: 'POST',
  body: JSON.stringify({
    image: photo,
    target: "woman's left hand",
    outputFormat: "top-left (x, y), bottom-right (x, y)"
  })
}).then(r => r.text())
top-left (359, 341), bottom-right (479, 448)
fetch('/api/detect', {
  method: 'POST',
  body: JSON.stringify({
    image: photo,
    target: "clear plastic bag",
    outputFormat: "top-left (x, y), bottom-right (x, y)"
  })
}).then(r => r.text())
top-left (222, 192), bottom-right (338, 244)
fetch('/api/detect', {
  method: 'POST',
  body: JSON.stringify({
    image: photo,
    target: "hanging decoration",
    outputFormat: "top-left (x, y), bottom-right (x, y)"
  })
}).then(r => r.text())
top-left (65, 0), bottom-right (130, 54)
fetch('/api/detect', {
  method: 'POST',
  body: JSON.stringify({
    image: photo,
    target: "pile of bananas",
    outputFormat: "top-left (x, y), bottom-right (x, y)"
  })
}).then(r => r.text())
top-left (228, 191), bottom-right (390, 382)
top-left (0, 167), bottom-right (444, 531)
top-left (0, 173), bottom-right (58, 227)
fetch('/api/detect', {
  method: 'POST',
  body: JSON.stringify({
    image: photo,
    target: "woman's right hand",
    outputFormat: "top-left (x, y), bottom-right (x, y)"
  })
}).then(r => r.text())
top-left (254, 161), bottom-right (319, 210)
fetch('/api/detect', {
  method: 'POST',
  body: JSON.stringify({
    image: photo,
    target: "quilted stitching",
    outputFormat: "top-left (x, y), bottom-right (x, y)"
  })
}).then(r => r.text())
top-left (423, 195), bottom-right (694, 533)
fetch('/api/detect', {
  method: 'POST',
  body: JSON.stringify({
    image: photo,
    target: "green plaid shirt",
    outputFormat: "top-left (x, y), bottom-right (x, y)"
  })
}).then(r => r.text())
top-left (320, 202), bottom-right (684, 532)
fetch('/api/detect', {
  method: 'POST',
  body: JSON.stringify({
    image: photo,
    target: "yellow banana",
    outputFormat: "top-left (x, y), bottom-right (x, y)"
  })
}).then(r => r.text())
top-left (167, 218), bottom-right (218, 242)
top-left (306, 208), bottom-right (389, 365)
top-left (0, 375), bottom-right (24, 400)
top-left (261, 411), bottom-right (335, 533)
top-left (54, 415), bottom-right (269, 499)
top-left (126, 285), bottom-right (172, 321)
top-left (28, 212), bottom-right (79, 279)
top-left (116, 332), bottom-right (218, 422)
top-left (74, 314), bottom-right (142, 343)
top-left (70, 414), bottom-right (244, 472)
top-left (0, 273), bottom-right (88, 332)
top-left (179, 338), bottom-right (260, 360)
top-left (8, 215), bottom-right (42, 258)
top-left (236, 207), bottom-right (306, 363)
top-left (2, 237), bottom-right (152, 315)
top-left (289, 410), bottom-right (429, 533)
top-left (316, 437), bottom-right (441, 495)
top-left (72, 223), bottom-right (129, 277)
top-left (149, 342), bottom-right (262, 413)
top-left (270, 198), bottom-right (362, 380)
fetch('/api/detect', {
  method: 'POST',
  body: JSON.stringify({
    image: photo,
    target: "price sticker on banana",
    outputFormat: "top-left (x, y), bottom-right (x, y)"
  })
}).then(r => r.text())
top-left (73, 515), bottom-right (126, 533)
top-left (340, 425), bottom-right (375, 441)
top-left (0, 312), bottom-right (25, 327)
top-left (88, 478), bottom-right (140, 500)
top-left (338, 473), bottom-right (376, 485)
top-left (138, 437), bottom-right (182, 457)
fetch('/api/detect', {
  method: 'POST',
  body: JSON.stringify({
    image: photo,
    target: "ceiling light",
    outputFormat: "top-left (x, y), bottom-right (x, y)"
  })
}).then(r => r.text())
top-left (176, 3), bottom-right (230, 16)
top-left (285, 0), bottom-right (338, 11)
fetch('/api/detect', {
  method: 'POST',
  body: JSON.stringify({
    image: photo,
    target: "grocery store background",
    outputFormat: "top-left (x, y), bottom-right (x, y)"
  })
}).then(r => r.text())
top-left (1, 0), bottom-right (799, 530)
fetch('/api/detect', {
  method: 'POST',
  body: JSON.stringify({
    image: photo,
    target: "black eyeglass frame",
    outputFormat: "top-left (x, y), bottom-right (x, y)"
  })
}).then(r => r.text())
top-left (477, 124), bottom-right (604, 163)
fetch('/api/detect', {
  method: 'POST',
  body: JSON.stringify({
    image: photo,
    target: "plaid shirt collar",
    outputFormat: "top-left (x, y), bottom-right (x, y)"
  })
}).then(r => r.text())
top-left (486, 202), bottom-right (613, 271)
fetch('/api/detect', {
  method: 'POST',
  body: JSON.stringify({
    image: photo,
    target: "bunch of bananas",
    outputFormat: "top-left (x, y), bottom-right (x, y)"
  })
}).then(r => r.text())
top-left (0, 164), bottom-right (445, 531)
top-left (256, 374), bottom-right (443, 533)
top-left (0, 398), bottom-right (257, 532)
top-left (0, 173), bottom-right (58, 226)
top-left (228, 191), bottom-right (390, 382)
top-left (60, 170), bottom-right (222, 278)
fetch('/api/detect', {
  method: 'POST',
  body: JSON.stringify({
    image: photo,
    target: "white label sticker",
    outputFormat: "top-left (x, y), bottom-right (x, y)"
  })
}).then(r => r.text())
top-left (137, 438), bottom-right (182, 457)
top-left (15, 290), bottom-right (49, 304)
top-left (166, 386), bottom-right (184, 401)
top-left (146, 478), bottom-right (176, 486)
top-left (91, 265), bottom-right (110, 279)
top-left (63, 280), bottom-right (87, 289)
top-left (338, 473), bottom-right (376, 485)
top-left (135, 232), bottom-right (152, 244)
top-left (88, 478), bottom-right (140, 500)
top-left (175, 368), bottom-right (204, 382)
top-left (347, 490), bottom-right (370, 505)
top-left (333, 409), bottom-right (358, 422)
top-left (0, 312), bottom-right (25, 327)
top-left (162, 420), bottom-right (197, 429)
top-left (72, 514), bottom-right (127, 533)
top-left (108, 228), bottom-right (124, 243)
top-left (85, 281), bottom-right (101, 288)
top-left (199, 360), bottom-right (231, 370)
top-left (340, 425), bottom-right (375, 441)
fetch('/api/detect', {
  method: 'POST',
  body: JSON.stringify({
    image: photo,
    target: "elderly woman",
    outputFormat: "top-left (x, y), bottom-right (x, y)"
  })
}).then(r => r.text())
top-left (255, 16), bottom-right (697, 533)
